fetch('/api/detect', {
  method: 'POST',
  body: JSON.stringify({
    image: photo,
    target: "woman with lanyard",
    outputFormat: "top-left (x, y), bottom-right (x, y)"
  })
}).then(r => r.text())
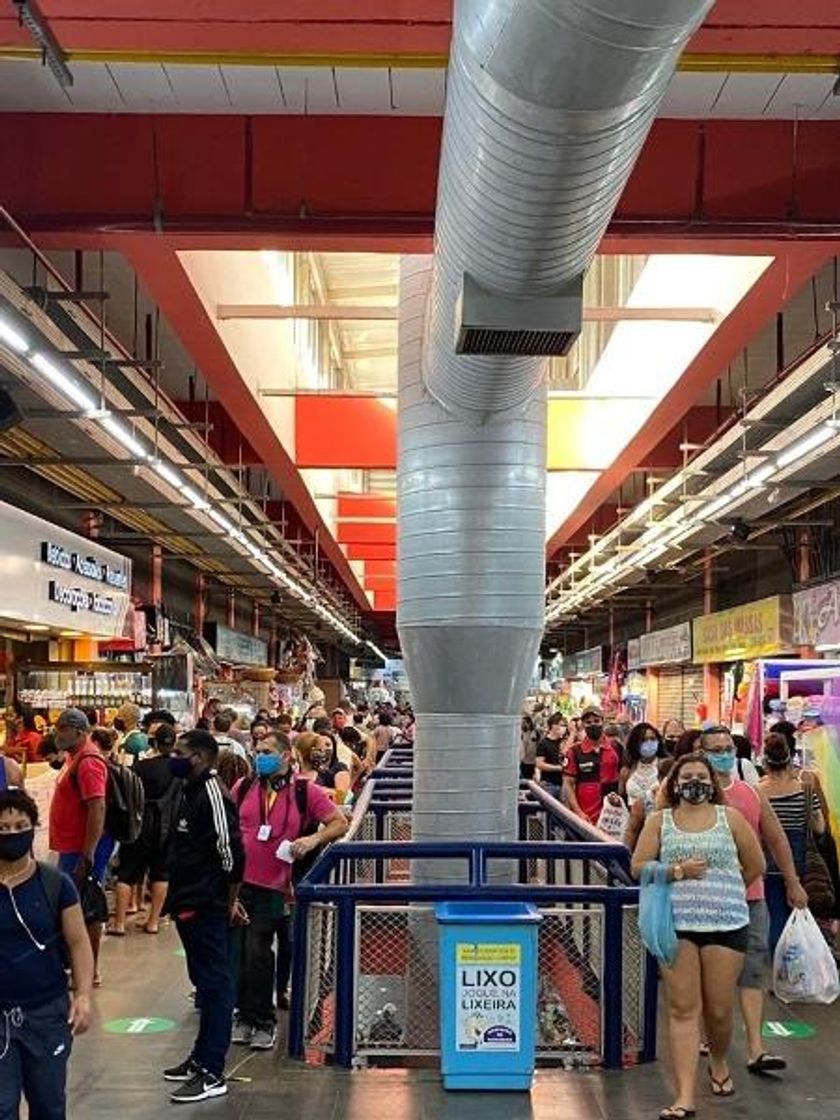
top-left (231, 734), bottom-right (346, 1050)
top-left (0, 787), bottom-right (93, 1119)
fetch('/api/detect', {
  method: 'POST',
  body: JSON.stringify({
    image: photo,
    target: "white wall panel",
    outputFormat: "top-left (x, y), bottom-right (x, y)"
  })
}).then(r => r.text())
top-left (106, 63), bottom-right (177, 110)
top-left (163, 64), bottom-right (232, 111)
top-left (276, 67), bottom-right (338, 113)
top-left (390, 68), bottom-right (447, 115)
top-left (334, 67), bottom-right (392, 112)
top-left (220, 65), bottom-right (284, 113)
top-left (709, 73), bottom-right (783, 118)
top-left (659, 72), bottom-right (726, 117)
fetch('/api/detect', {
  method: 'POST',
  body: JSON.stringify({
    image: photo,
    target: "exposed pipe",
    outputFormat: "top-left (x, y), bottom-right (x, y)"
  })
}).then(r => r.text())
top-left (398, 0), bottom-right (712, 879)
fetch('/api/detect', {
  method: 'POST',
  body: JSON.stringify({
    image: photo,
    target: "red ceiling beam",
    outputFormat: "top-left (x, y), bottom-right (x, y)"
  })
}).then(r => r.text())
top-left (119, 239), bottom-right (369, 612)
top-left (6, 117), bottom-right (840, 252)
top-left (175, 400), bottom-right (262, 466)
top-left (546, 245), bottom-right (833, 555)
top-left (633, 405), bottom-right (732, 471)
top-left (2, 4), bottom-right (838, 56)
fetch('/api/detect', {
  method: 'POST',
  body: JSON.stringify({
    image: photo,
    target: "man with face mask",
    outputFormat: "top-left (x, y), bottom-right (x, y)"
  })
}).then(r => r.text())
top-left (563, 706), bottom-right (622, 825)
top-left (699, 726), bottom-right (807, 1077)
top-left (162, 730), bottom-right (245, 1104)
top-left (230, 733), bottom-right (347, 1050)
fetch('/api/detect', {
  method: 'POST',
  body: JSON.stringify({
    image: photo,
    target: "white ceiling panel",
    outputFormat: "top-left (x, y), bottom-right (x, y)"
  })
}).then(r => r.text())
top-left (709, 73), bottom-right (784, 118)
top-left (0, 60), bottom-right (69, 109)
top-left (659, 72), bottom-right (727, 117)
top-left (106, 63), bottom-right (177, 109)
top-left (390, 68), bottom-right (447, 115)
top-left (813, 92), bottom-right (840, 119)
top-left (220, 65), bottom-right (284, 113)
top-left (276, 67), bottom-right (338, 113)
top-left (763, 74), bottom-right (835, 118)
top-left (334, 67), bottom-right (392, 112)
top-left (64, 61), bottom-right (125, 110)
top-left (163, 64), bottom-right (231, 111)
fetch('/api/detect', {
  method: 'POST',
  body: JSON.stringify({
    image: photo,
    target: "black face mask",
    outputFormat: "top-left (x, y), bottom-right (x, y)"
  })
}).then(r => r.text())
top-left (677, 779), bottom-right (713, 805)
top-left (0, 829), bottom-right (34, 862)
top-left (49, 759), bottom-right (64, 771)
top-left (584, 724), bottom-right (602, 742)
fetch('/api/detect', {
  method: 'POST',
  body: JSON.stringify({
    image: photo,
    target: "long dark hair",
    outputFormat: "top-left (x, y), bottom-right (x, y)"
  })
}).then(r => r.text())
top-left (624, 722), bottom-right (663, 765)
top-left (663, 753), bottom-right (724, 807)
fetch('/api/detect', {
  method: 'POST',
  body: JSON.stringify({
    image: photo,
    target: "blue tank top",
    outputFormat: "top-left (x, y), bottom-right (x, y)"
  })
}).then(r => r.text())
top-left (660, 806), bottom-right (749, 933)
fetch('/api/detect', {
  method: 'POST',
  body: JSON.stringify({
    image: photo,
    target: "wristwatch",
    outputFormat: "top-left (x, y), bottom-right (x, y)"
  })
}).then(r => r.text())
top-left (672, 862), bottom-right (685, 882)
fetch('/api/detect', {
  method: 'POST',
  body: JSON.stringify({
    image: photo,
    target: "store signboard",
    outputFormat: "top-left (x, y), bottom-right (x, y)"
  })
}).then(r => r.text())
top-left (572, 646), bottom-right (603, 677)
top-left (0, 501), bottom-right (131, 637)
top-left (203, 621), bottom-right (268, 666)
top-left (627, 639), bottom-right (642, 671)
top-left (793, 579), bottom-right (840, 648)
top-left (692, 595), bottom-right (793, 665)
top-left (639, 621), bottom-right (692, 668)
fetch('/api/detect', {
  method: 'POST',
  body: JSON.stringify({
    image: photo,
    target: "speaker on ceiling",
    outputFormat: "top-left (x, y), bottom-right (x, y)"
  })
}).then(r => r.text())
top-left (0, 388), bottom-right (21, 432)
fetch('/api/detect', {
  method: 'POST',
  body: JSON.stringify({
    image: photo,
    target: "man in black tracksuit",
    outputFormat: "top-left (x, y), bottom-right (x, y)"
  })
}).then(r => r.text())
top-left (161, 730), bottom-right (245, 1105)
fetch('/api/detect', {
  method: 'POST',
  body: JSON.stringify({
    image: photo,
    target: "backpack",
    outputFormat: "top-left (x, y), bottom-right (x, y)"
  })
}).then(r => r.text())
top-left (71, 752), bottom-right (145, 844)
top-left (141, 777), bottom-right (182, 848)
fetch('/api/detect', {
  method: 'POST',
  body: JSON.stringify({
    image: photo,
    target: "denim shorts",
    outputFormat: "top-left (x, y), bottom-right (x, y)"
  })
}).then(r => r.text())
top-left (738, 899), bottom-right (770, 989)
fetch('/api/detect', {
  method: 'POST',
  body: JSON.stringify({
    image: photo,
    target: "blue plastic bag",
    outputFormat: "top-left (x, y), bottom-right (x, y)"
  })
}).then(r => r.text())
top-left (639, 861), bottom-right (679, 967)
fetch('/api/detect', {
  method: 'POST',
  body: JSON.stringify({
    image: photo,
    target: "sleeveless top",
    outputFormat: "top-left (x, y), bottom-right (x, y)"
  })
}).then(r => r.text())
top-left (660, 807), bottom-right (750, 932)
top-left (626, 762), bottom-right (659, 808)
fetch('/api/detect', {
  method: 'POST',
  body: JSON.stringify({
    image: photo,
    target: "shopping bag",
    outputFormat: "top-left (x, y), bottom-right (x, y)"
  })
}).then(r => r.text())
top-left (596, 796), bottom-right (629, 840)
top-left (772, 908), bottom-right (840, 1005)
top-left (638, 861), bottom-right (679, 967)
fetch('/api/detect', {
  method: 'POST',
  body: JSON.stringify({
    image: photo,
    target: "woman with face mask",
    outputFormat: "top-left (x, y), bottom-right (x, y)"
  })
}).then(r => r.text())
top-left (620, 722), bottom-right (664, 809)
top-left (0, 787), bottom-right (93, 1120)
top-left (632, 754), bottom-right (765, 1120)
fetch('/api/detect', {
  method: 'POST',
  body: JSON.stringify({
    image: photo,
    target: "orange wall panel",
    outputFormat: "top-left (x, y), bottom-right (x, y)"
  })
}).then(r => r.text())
top-left (295, 397), bottom-right (396, 469)
top-left (336, 522), bottom-right (396, 545)
top-left (337, 494), bottom-right (396, 520)
top-left (364, 560), bottom-right (396, 578)
top-left (345, 544), bottom-right (396, 561)
top-left (373, 591), bottom-right (397, 612)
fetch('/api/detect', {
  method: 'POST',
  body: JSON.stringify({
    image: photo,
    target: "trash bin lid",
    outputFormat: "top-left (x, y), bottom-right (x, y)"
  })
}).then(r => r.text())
top-left (434, 901), bottom-right (542, 924)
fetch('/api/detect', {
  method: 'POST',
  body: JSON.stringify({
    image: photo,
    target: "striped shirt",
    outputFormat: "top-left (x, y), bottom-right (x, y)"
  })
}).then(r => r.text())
top-left (766, 788), bottom-right (807, 832)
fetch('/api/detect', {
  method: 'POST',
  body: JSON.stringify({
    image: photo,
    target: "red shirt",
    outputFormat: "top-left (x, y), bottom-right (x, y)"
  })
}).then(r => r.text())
top-left (565, 738), bottom-right (622, 824)
top-left (9, 730), bottom-right (42, 764)
top-left (233, 777), bottom-right (337, 896)
top-left (49, 742), bottom-right (108, 854)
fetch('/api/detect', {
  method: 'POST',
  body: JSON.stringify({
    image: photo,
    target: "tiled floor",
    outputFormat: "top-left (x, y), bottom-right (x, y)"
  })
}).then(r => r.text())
top-left (66, 920), bottom-right (840, 1119)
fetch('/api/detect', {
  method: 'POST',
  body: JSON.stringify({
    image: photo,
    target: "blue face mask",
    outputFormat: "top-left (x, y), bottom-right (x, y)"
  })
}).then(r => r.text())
top-left (707, 752), bottom-right (735, 775)
top-left (255, 753), bottom-right (283, 779)
top-left (640, 741), bottom-right (659, 761)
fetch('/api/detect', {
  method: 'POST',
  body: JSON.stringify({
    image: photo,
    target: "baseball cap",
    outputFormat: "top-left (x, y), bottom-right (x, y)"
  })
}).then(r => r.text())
top-left (581, 705), bottom-right (604, 720)
top-left (55, 707), bottom-right (89, 733)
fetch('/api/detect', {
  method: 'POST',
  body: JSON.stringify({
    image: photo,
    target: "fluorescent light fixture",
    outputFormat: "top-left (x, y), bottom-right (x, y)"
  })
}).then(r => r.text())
top-left (180, 484), bottom-right (210, 511)
top-left (776, 424), bottom-right (835, 469)
top-left (0, 317), bottom-right (29, 354)
top-left (100, 415), bottom-right (147, 459)
top-left (24, 623), bottom-right (50, 632)
top-left (208, 507), bottom-right (234, 533)
top-left (30, 352), bottom-right (98, 412)
top-left (151, 460), bottom-right (184, 489)
top-left (745, 463), bottom-right (776, 488)
top-left (697, 493), bottom-right (734, 522)
top-left (816, 643), bottom-right (840, 653)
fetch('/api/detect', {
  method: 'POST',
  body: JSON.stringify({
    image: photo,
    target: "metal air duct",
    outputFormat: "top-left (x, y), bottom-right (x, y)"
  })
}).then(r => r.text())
top-left (398, 0), bottom-right (713, 876)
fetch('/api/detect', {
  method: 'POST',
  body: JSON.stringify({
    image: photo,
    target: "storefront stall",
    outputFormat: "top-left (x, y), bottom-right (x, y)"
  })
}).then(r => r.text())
top-left (793, 578), bottom-right (840, 655)
top-left (692, 595), bottom-right (795, 734)
top-left (565, 645), bottom-right (605, 708)
top-left (636, 622), bottom-right (700, 728)
top-left (0, 501), bottom-right (142, 732)
top-left (201, 621), bottom-right (272, 720)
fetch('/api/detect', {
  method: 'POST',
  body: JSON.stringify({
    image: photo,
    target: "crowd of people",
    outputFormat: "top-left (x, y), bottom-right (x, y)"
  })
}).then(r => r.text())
top-left (522, 703), bottom-right (835, 1120)
top-left (0, 695), bottom-right (414, 1113)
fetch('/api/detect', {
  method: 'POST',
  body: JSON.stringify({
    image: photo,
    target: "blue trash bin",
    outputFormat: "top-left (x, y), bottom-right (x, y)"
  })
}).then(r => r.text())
top-left (435, 901), bottom-right (542, 1091)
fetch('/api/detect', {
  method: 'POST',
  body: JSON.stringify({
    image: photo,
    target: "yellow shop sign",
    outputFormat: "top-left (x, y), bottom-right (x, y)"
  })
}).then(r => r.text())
top-left (692, 596), bottom-right (793, 664)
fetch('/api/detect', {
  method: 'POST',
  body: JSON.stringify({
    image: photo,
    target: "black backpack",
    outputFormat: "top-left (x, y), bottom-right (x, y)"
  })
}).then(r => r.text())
top-left (70, 753), bottom-right (145, 844)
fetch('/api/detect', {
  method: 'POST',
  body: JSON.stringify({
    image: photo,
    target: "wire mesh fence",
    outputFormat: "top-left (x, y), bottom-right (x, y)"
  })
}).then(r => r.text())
top-left (303, 903), bottom-right (337, 1056)
top-left (621, 904), bottom-right (646, 1066)
top-left (536, 907), bottom-right (602, 1065)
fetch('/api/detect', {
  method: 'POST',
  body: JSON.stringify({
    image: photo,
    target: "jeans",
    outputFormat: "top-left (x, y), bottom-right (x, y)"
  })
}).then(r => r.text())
top-left (236, 885), bottom-right (290, 1030)
top-left (0, 994), bottom-right (72, 1120)
top-left (176, 911), bottom-right (234, 1078)
top-left (57, 833), bottom-right (115, 883)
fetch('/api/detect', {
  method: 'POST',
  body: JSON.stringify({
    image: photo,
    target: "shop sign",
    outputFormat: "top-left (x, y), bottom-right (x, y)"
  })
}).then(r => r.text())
top-left (639, 621), bottom-right (692, 667)
top-left (0, 500), bottom-right (131, 638)
top-left (793, 579), bottom-right (840, 648)
top-left (456, 942), bottom-right (521, 1053)
top-left (571, 646), bottom-right (603, 677)
top-left (204, 621), bottom-right (268, 666)
top-left (692, 595), bottom-right (792, 665)
top-left (627, 638), bottom-right (642, 671)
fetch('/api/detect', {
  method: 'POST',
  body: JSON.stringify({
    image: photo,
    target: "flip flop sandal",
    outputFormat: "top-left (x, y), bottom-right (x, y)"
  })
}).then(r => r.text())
top-left (709, 1071), bottom-right (735, 1097)
top-left (105, 926), bottom-right (126, 937)
top-left (747, 1052), bottom-right (787, 1074)
top-left (143, 924), bottom-right (160, 935)
top-left (659, 1108), bottom-right (696, 1119)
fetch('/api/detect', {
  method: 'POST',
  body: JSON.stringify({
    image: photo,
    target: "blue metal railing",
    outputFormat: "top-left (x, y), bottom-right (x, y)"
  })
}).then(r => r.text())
top-left (288, 754), bottom-right (656, 1072)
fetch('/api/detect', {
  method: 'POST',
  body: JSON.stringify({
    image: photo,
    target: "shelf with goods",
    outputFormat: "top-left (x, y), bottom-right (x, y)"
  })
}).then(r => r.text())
top-left (16, 661), bottom-right (153, 723)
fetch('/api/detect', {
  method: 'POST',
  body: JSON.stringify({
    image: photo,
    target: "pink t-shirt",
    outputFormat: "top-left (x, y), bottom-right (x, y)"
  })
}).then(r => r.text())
top-left (233, 777), bottom-right (337, 896)
top-left (723, 779), bottom-right (764, 902)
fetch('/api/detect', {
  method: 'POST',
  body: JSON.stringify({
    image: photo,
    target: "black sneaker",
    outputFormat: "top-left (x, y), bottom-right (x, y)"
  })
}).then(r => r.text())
top-left (170, 1070), bottom-right (227, 1104)
top-left (162, 1058), bottom-right (198, 1082)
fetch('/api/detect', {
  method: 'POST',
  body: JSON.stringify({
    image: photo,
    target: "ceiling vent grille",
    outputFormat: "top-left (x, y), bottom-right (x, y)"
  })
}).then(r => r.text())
top-left (455, 272), bottom-right (583, 357)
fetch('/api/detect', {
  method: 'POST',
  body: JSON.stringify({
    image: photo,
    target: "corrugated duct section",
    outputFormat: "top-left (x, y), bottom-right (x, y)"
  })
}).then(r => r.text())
top-left (398, 0), bottom-right (712, 877)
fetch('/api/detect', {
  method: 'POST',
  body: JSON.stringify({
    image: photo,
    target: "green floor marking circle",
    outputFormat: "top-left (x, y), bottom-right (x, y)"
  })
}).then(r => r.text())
top-left (762, 1020), bottom-right (815, 1040)
top-left (173, 947), bottom-right (186, 957)
top-left (104, 1017), bottom-right (176, 1035)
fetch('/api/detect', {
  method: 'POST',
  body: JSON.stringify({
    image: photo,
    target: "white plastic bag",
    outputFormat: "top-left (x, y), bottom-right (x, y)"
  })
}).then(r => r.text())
top-left (772, 908), bottom-right (840, 1005)
top-left (596, 796), bottom-right (629, 841)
